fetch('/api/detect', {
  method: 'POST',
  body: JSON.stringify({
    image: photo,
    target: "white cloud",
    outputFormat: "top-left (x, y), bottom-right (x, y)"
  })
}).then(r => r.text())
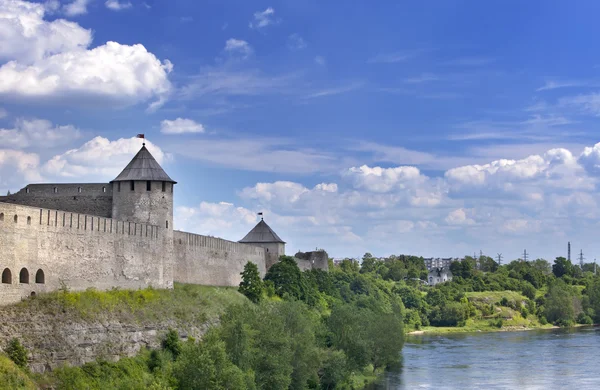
top-left (249, 7), bottom-right (277, 29)
top-left (63, 0), bottom-right (91, 16)
top-left (445, 208), bottom-right (475, 225)
top-left (0, 118), bottom-right (80, 148)
top-left (287, 33), bottom-right (306, 50)
top-left (42, 136), bottom-right (167, 181)
top-left (105, 0), bottom-right (132, 11)
top-left (168, 137), bottom-right (341, 174)
top-left (305, 81), bottom-right (364, 98)
top-left (180, 68), bottom-right (295, 99)
top-left (560, 93), bottom-right (600, 116)
top-left (0, 0), bottom-right (173, 109)
top-left (175, 202), bottom-right (258, 240)
top-left (160, 118), bottom-right (205, 134)
top-left (224, 38), bottom-right (253, 57)
top-left (0, 149), bottom-right (41, 192)
top-left (344, 165), bottom-right (424, 193)
top-left (0, 0), bottom-right (92, 64)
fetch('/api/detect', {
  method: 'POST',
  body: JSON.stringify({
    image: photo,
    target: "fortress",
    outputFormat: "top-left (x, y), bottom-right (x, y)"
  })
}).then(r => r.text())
top-left (0, 144), bottom-right (328, 305)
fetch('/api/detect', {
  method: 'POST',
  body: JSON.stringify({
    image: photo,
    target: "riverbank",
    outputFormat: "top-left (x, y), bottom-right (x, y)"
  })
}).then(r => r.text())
top-left (406, 322), bottom-right (598, 335)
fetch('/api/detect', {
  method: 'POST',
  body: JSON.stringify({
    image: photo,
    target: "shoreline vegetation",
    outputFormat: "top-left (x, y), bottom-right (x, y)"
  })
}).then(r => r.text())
top-left (2, 253), bottom-right (600, 389)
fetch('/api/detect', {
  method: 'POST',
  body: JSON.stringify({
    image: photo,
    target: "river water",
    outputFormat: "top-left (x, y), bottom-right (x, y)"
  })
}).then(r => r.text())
top-left (377, 327), bottom-right (600, 389)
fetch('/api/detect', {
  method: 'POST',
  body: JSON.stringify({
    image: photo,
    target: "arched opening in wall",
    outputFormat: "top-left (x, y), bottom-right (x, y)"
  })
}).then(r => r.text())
top-left (19, 268), bottom-right (29, 284)
top-left (166, 220), bottom-right (169, 229)
top-left (27, 216), bottom-right (31, 225)
top-left (26, 187), bottom-right (29, 193)
top-left (130, 181), bottom-right (135, 191)
top-left (102, 186), bottom-right (106, 193)
top-left (30, 292), bottom-right (36, 298)
top-left (162, 181), bottom-right (166, 192)
top-left (0, 213), bottom-right (4, 221)
top-left (53, 187), bottom-right (57, 193)
top-left (117, 182), bottom-right (121, 192)
top-left (2, 268), bottom-right (11, 284)
top-left (13, 215), bottom-right (17, 223)
top-left (35, 269), bottom-right (45, 284)
top-left (146, 181), bottom-right (151, 191)
top-left (78, 187), bottom-right (82, 193)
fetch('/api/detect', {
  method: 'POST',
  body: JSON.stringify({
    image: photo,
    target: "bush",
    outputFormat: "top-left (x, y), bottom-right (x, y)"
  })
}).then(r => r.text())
top-left (5, 339), bottom-right (28, 368)
top-left (161, 329), bottom-right (182, 359)
top-left (576, 312), bottom-right (593, 325)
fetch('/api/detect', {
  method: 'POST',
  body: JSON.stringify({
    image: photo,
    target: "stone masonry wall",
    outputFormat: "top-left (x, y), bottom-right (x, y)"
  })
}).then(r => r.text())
top-left (173, 231), bottom-right (266, 286)
top-left (294, 250), bottom-right (330, 272)
top-left (0, 202), bottom-right (171, 305)
top-left (0, 184), bottom-right (113, 218)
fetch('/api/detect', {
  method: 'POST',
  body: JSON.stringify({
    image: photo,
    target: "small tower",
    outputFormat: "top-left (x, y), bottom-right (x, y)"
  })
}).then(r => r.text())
top-left (110, 144), bottom-right (176, 230)
top-left (239, 218), bottom-right (285, 269)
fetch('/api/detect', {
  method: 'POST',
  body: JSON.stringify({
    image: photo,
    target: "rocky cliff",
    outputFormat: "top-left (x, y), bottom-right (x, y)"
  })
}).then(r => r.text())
top-left (0, 284), bottom-right (244, 373)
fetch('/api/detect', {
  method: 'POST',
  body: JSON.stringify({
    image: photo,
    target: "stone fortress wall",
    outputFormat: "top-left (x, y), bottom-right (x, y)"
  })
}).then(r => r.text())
top-left (173, 231), bottom-right (266, 287)
top-left (0, 201), bottom-right (170, 305)
top-left (0, 144), bottom-right (328, 306)
top-left (2, 184), bottom-right (114, 218)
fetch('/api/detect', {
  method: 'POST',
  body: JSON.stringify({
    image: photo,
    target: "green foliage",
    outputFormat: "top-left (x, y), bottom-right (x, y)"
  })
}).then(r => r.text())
top-left (576, 312), bottom-right (593, 325)
top-left (173, 332), bottom-right (250, 390)
top-left (553, 257), bottom-right (574, 278)
top-left (239, 262), bottom-right (264, 303)
top-left (544, 279), bottom-right (577, 326)
top-left (0, 354), bottom-right (36, 390)
top-left (5, 338), bottom-right (28, 368)
top-left (162, 329), bottom-right (182, 359)
top-left (265, 256), bottom-right (305, 301)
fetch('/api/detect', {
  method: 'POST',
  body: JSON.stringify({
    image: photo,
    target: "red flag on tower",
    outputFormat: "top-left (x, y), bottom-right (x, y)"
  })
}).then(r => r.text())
top-left (136, 134), bottom-right (145, 139)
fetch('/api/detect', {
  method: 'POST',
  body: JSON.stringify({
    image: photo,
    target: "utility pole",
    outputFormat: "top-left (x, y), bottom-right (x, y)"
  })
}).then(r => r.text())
top-left (568, 242), bottom-right (571, 262)
top-left (579, 250), bottom-right (585, 268)
top-left (522, 249), bottom-right (529, 262)
top-left (497, 253), bottom-right (503, 266)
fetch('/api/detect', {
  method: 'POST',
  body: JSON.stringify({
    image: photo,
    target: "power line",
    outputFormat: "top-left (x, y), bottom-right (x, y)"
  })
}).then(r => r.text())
top-left (497, 253), bottom-right (503, 266)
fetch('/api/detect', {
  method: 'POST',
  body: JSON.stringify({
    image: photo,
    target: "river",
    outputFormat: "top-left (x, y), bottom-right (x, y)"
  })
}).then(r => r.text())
top-left (377, 327), bottom-right (600, 389)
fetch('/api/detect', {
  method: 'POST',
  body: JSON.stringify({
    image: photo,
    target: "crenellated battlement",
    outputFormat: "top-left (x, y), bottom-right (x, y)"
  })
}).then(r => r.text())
top-left (174, 231), bottom-right (264, 256)
top-left (0, 202), bottom-right (160, 240)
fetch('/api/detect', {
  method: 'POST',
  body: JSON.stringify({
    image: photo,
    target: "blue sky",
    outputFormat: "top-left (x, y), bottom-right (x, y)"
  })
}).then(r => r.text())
top-left (3, 0), bottom-right (600, 261)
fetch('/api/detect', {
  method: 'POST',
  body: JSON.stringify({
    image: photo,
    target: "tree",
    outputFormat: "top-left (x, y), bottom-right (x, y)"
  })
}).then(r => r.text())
top-left (173, 332), bottom-right (250, 390)
top-left (5, 338), bottom-right (27, 368)
top-left (265, 256), bottom-right (304, 300)
top-left (239, 262), bottom-right (264, 303)
top-left (161, 329), bottom-right (182, 359)
top-left (544, 279), bottom-right (576, 326)
top-left (552, 257), bottom-right (574, 278)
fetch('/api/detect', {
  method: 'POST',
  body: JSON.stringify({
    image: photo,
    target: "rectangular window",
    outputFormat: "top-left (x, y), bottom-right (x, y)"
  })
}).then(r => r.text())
top-left (146, 181), bottom-right (151, 191)
top-left (162, 181), bottom-right (166, 192)
top-left (130, 181), bottom-right (135, 191)
top-left (117, 182), bottom-right (121, 192)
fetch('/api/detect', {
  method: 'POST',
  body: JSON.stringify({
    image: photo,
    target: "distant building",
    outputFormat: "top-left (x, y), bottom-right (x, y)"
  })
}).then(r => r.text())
top-left (428, 267), bottom-right (452, 285)
top-left (423, 257), bottom-right (460, 270)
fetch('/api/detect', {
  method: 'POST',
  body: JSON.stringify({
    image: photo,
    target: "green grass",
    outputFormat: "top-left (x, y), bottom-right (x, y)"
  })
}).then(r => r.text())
top-left (0, 354), bottom-right (36, 390)
top-left (465, 290), bottom-right (528, 304)
top-left (14, 283), bottom-right (247, 326)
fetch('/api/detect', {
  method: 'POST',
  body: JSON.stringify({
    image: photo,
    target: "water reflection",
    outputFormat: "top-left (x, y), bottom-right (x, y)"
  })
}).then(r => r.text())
top-left (376, 327), bottom-right (600, 390)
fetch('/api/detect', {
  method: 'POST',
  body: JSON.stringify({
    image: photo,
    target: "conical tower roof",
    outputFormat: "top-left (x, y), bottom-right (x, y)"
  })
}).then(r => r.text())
top-left (239, 219), bottom-right (285, 244)
top-left (111, 145), bottom-right (176, 183)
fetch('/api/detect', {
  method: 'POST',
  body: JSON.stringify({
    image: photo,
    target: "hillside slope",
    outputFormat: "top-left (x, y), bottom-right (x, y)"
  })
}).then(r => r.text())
top-left (0, 284), bottom-right (246, 373)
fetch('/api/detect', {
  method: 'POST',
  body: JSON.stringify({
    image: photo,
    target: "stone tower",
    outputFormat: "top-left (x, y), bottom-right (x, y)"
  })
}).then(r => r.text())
top-left (239, 218), bottom-right (285, 269)
top-left (110, 144), bottom-right (177, 230)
